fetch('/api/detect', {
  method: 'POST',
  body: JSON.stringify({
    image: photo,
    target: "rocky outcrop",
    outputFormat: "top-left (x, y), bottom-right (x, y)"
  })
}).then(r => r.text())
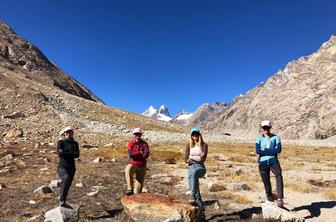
top-left (121, 193), bottom-right (200, 222)
top-left (202, 36), bottom-right (336, 140)
top-left (44, 204), bottom-right (79, 222)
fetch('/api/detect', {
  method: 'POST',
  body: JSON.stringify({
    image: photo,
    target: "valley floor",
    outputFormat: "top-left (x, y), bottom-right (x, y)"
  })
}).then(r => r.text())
top-left (0, 141), bottom-right (335, 221)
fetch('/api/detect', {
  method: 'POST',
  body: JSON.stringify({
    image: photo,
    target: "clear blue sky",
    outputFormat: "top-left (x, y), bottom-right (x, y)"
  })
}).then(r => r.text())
top-left (2, 1), bottom-right (336, 115)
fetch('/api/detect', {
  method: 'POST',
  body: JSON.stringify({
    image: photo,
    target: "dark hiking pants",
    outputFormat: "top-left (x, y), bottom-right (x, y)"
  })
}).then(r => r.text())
top-left (259, 162), bottom-right (284, 200)
top-left (58, 167), bottom-right (76, 202)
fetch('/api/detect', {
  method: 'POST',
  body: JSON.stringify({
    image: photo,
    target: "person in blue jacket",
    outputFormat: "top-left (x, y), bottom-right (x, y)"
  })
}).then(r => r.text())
top-left (256, 120), bottom-right (284, 207)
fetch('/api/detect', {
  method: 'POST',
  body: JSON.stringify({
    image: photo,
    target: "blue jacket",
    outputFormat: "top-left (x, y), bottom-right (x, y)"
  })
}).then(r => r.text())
top-left (255, 134), bottom-right (282, 165)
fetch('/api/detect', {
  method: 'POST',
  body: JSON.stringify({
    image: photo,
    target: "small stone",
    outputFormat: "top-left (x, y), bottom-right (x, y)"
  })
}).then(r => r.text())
top-left (34, 185), bottom-right (53, 194)
top-left (75, 182), bottom-right (84, 188)
top-left (111, 158), bottom-right (117, 162)
top-left (208, 182), bottom-right (226, 192)
top-left (93, 157), bottom-right (103, 163)
top-left (0, 168), bottom-right (11, 175)
top-left (2, 112), bottom-right (24, 119)
top-left (87, 190), bottom-right (99, 196)
top-left (0, 184), bottom-right (7, 190)
top-left (213, 201), bottom-right (220, 210)
top-left (104, 143), bottom-right (114, 147)
top-left (29, 200), bottom-right (37, 205)
top-left (3, 154), bottom-right (15, 161)
top-left (3, 128), bottom-right (23, 138)
top-left (82, 144), bottom-right (95, 149)
top-left (226, 182), bottom-right (249, 191)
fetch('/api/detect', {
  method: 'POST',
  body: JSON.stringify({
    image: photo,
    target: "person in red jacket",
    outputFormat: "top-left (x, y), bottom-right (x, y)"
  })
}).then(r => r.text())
top-left (125, 128), bottom-right (150, 195)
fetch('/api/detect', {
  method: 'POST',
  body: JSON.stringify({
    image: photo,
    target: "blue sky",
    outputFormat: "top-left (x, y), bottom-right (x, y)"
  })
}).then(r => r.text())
top-left (2, 1), bottom-right (336, 115)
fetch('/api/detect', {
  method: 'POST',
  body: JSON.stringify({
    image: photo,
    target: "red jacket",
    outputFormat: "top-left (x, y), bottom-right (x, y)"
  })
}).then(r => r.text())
top-left (127, 139), bottom-right (150, 166)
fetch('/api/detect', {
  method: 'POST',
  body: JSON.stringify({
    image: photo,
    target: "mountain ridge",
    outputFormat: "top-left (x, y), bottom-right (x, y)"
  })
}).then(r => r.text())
top-left (201, 35), bottom-right (336, 139)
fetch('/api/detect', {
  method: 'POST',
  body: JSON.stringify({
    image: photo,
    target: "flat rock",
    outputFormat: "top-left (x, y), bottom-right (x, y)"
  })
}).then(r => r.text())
top-left (121, 193), bottom-right (199, 222)
top-left (44, 203), bottom-right (79, 222)
top-left (262, 202), bottom-right (305, 222)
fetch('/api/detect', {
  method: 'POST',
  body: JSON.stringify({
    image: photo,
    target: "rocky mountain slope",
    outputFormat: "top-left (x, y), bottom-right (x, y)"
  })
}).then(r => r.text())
top-left (186, 102), bottom-right (227, 129)
top-left (203, 35), bottom-right (336, 140)
top-left (0, 21), bottom-right (103, 103)
top-left (0, 21), bottom-right (185, 146)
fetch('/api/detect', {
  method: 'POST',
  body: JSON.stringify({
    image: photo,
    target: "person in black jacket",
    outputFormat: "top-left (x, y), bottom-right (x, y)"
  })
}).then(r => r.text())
top-left (56, 127), bottom-right (80, 206)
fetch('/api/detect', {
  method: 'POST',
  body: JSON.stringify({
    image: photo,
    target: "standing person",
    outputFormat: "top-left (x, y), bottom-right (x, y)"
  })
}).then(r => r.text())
top-left (256, 120), bottom-right (284, 207)
top-left (125, 128), bottom-right (150, 195)
top-left (185, 128), bottom-right (208, 219)
top-left (56, 127), bottom-right (80, 207)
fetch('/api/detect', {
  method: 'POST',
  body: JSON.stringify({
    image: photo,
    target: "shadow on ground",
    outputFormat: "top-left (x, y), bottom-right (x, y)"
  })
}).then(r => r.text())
top-left (292, 201), bottom-right (336, 219)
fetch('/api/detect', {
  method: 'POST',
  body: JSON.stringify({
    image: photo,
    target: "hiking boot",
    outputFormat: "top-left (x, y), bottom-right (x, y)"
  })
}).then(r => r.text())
top-left (59, 200), bottom-right (66, 207)
top-left (267, 195), bottom-right (274, 202)
top-left (188, 196), bottom-right (196, 206)
top-left (277, 199), bottom-right (284, 207)
top-left (125, 190), bottom-right (134, 196)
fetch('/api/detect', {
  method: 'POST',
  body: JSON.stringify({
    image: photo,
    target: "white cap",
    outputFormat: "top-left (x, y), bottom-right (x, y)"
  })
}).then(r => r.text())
top-left (132, 128), bottom-right (142, 134)
top-left (261, 120), bottom-right (271, 127)
top-left (60, 126), bottom-right (73, 135)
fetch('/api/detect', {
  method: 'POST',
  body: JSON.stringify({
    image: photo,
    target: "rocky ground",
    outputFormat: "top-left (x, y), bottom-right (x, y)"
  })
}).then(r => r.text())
top-left (1, 140), bottom-right (335, 222)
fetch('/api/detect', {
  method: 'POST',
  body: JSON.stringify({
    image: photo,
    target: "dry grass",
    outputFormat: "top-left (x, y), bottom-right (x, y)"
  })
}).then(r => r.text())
top-left (285, 180), bottom-right (317, 193)
top-left (323, 188), bottom-right (336, 200)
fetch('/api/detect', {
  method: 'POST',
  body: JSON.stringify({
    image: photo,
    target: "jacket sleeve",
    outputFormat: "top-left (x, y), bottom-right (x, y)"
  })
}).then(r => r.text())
top-left (267, 137), bottom-right (282, 154)
top-left (56, 140), bottom-right (64, 157)
top-left (142, 143), bottom-right (150, 159)
top-left (255, 137), bottom-right (270, 155)
top-left (184, 143), bottom-right (190, 163)
top-left (74, 142), bottom-right (80, 158)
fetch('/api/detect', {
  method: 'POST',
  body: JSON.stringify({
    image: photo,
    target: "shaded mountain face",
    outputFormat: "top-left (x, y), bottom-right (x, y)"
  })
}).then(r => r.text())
top-left (203, 36), bottom-right (336, 140)
top-left (0, 21), bottom-right (103, 103)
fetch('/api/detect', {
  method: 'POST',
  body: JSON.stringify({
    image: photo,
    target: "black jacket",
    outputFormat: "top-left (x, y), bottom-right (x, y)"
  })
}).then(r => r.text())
top-left (56, 137), bottom-right (80, 168)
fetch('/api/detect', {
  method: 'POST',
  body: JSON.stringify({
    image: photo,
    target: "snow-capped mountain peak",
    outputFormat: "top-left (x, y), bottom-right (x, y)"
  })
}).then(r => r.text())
top-left (158, 105), bottom-right (170, 116)
top-left (174, 110), bottom-right (193, 121)
top-left (142, 105), bottom-right (172, 122)
top-left (142, 105), bottom-right (158, 117)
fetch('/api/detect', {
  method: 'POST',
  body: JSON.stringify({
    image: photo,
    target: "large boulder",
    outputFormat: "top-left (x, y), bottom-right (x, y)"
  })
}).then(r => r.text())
top-left (44, 204), bottom-right (79, 222)
top-left (121, 193), bottom-right (199, 222)
top-left (262, 202), bottom-right (305, 222)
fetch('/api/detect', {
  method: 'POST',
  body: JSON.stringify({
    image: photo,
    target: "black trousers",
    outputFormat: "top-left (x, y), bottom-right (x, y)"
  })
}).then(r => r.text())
top-left (259, 162), bottom-right (284, 200)
top-left (58, 167), bottom-right (76, 202)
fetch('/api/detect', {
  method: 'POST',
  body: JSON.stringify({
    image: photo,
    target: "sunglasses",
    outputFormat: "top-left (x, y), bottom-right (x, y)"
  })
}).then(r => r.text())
top-left (261, 126), bottom-right (271, 130)
top-left (134, 133), bottom-right (142, 136)
top-left (191, 133), bottom-right (200, 137)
